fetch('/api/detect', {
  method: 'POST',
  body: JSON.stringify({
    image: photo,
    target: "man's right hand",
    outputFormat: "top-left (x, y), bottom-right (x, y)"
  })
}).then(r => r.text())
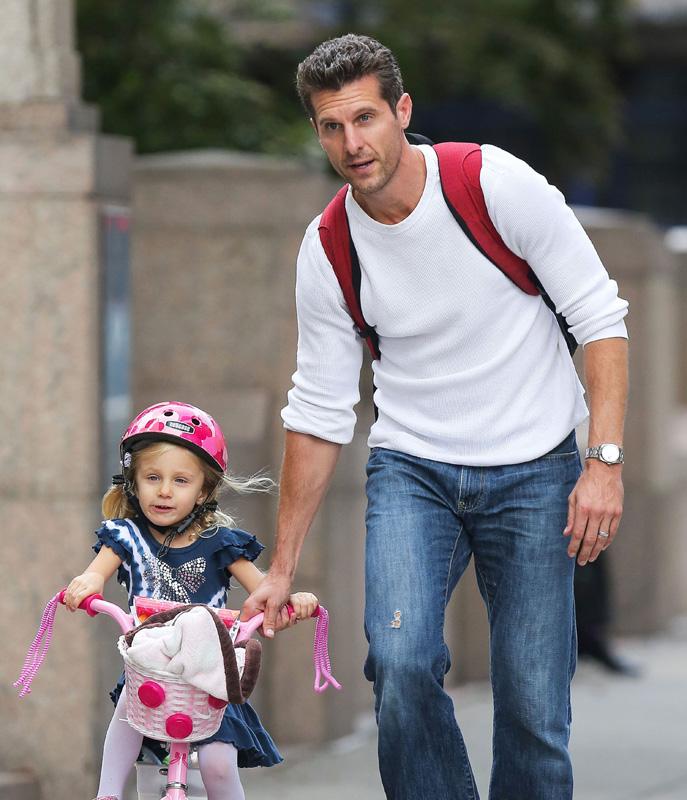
top-left (241, 571), bottom-right (293, 639)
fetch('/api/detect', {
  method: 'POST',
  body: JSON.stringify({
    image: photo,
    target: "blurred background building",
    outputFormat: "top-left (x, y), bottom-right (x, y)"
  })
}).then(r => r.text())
top-left (1, 1), bottom-right (686, 798)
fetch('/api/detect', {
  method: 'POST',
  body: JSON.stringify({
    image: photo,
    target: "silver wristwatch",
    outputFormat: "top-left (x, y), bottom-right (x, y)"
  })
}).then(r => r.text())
top-left (585, 443), bottom-right (624, 465)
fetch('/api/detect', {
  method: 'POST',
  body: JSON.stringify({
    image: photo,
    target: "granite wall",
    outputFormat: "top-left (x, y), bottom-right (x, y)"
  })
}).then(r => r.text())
top-left (0, 3), bottom-right (132, 799)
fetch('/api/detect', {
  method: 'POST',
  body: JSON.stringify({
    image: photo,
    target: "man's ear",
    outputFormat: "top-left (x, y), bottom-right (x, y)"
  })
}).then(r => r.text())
top-left (396, 92), bottom-right (413, 130)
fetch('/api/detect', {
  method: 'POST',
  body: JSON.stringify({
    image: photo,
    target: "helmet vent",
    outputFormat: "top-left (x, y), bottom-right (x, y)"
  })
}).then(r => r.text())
top-left (192, 417), bottom-right (201, 426)
top-left (163, 410), bottom-right (174, 416)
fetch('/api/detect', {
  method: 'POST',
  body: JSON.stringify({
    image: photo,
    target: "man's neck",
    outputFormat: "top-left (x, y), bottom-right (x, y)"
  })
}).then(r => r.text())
top-left (353, 144), bottom-right (427, 225)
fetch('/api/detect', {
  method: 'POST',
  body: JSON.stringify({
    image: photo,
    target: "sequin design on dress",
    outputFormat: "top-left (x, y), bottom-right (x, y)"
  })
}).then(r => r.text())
top-left (141, 555), bottom-right (207, 603)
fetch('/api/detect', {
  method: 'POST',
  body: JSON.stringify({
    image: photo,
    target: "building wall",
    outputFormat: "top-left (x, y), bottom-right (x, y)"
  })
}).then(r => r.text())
top-left (0, 4), bottom-right (132, 799)
top-left (575, 208), bottom-right (687, 630)
top-left (0, 102), bottom-right (132, 800)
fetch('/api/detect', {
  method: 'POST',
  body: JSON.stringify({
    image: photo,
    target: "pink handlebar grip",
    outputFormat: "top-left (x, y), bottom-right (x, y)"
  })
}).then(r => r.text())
top-left (285, 603), bottom-right (321, 619)
top-left (57, 589), bottom-right (104, 617)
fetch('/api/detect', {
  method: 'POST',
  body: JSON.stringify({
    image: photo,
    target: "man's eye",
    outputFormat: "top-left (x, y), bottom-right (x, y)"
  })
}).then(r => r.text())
top-left (324, 122), bottom-right (339, 131)
top-left (359, 114), bottom-right (371, 123)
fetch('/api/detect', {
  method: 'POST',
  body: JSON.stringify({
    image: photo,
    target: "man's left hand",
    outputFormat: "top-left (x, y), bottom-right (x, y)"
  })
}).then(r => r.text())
top-left (564, 461), bottom-right (624, 565)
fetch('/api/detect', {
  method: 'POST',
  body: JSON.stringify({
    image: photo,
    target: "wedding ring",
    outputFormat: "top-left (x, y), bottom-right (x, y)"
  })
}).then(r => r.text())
top-left (597, 530), bottom-right (610, 538)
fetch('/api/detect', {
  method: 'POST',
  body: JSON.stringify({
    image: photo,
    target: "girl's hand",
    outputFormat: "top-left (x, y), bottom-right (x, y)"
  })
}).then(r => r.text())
top-left (264, 592), bottom-right (318, 635)
top-left (272, 603), bottom-right (297, 633)
top-left (64, 572), bottom-right (105, 611)
top-left (288, 591), bottom-right (319, 621)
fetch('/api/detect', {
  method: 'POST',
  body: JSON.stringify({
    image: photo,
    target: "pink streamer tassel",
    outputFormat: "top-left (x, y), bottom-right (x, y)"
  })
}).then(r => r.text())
top-left (13, 593), bottom-right (60, 698)
top-left (312, 606), bottom-right (342, 693)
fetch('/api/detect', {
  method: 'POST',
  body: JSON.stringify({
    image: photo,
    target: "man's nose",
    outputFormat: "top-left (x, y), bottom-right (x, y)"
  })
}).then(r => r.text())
top-left (343, 125), bottom-right (363, 155)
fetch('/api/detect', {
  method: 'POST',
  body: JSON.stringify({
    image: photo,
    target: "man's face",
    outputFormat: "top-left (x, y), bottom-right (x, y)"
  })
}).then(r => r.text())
top-left (311, 75), bottom-right (412, 196)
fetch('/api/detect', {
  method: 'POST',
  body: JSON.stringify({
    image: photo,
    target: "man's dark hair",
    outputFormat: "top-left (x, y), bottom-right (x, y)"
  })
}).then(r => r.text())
top-left (296, 34), bottom-right (404, 119)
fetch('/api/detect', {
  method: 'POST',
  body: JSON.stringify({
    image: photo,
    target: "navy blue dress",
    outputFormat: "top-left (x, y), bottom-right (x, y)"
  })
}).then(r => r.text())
top-left (95, 517), bottom-right (282, 768)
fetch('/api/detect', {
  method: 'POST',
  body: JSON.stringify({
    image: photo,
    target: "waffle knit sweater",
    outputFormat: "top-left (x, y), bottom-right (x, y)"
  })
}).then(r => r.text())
top-left (281, 144), bottom-right (628, 466)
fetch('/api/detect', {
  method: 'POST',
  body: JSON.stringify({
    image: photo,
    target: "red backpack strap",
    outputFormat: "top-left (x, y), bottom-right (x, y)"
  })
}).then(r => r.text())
top-left (433, 142), bottom-right (539, 296)
top-left (318, 186), bottom-right (381, 359)
top-left (434, 142), bottom-right (577, 355)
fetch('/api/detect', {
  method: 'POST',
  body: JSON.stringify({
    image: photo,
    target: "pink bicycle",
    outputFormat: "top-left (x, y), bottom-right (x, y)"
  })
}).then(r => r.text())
top-left (15, 591), bottom-right (340, 800)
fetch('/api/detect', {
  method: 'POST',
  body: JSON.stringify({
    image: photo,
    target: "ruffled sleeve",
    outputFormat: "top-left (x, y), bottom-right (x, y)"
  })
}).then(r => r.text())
top-left (212, 527), bottom-right (264, 571)
top-left (92, 520), bottom-right (133, 565)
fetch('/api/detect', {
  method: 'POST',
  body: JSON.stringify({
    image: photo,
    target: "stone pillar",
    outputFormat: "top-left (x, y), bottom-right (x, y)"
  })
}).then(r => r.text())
top-left (667, 228), bottom-right (687, 407)
top-left (665, 228), bottom-right (687, 616)
top-left (0, 2), bottom-right (132, 799)
top-left (1, 0), bottom-right (80, 104)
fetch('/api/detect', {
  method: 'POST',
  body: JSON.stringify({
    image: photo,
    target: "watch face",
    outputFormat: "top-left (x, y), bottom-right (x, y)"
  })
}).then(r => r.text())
top-left (600, 444), bottom-right (621, 463)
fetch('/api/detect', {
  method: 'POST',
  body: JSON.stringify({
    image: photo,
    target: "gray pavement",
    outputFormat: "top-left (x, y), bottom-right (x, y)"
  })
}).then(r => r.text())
top-left (242, 619), bottom-right (687, 799)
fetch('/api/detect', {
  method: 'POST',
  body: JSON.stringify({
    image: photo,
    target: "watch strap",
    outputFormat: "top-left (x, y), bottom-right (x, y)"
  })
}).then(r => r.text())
top-left (585, 444), bottom-right (624, 464)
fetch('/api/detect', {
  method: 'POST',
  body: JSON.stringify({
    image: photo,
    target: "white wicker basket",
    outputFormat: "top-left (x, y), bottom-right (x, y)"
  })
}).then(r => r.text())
top-left (118, 638), bottom-right (225, 742)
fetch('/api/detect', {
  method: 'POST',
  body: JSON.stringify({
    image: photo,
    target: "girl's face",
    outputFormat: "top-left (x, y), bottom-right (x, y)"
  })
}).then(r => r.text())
top-left (134, 445), bottom-right (206, 530)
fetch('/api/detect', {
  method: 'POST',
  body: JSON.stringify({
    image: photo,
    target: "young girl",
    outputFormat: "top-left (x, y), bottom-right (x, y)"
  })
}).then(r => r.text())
top-left (64, 401), bottom-right (317, 800)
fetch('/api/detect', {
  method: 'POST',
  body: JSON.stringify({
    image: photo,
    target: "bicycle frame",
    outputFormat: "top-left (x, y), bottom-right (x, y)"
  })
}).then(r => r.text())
top-left (72, 592), bottom-right (271, 800)
top-left (79, 593), bottom-right (234, 800)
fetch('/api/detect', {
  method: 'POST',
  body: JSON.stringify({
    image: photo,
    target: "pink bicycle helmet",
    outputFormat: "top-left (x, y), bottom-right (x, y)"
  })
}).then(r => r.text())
top-left (121, 402), bottom-right (228, 473)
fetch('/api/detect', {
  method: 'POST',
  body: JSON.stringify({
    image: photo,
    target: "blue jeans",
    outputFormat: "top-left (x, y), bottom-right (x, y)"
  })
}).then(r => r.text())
top-left (363, 432), bottom-right (581, 800)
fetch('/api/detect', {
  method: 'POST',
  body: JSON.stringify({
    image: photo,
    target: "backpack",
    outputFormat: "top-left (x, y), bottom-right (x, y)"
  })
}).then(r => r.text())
top-left (317, 135), bottom-right (577, 360)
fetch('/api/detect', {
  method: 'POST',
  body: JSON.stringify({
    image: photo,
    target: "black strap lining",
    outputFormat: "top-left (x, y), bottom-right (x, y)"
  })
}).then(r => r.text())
top-left (347, 225), bottom-right (380, 418)
top-left (348, 226), bottom-right (381, 358)
top-left (529, 274), bottom-right (578, 356)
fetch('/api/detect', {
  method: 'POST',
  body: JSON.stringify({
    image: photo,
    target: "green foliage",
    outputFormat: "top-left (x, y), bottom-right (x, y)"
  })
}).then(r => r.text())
top-left (336, 0), bottom-right (635, 180)
top-left (77, 0), bottom-right (634, 178)
top-left (76, 0), bottom-right (311, 154)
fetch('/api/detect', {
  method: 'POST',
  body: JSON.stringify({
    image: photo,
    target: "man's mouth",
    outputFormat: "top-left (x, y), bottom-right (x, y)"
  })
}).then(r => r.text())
top-left (348, 158), bottom-right (375, 172)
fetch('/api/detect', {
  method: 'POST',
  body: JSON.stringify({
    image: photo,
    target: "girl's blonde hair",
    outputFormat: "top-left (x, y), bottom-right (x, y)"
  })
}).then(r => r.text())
top-left (102, 441), bottom-right (273, 532)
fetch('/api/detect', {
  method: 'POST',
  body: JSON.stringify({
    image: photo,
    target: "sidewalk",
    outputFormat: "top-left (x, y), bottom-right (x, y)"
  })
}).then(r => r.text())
top-left (242, 619), bottom-right (687, 799)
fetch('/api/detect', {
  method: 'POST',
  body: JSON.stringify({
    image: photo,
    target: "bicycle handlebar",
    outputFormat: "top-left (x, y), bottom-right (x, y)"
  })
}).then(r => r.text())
top-left (16, 590), bottom-right (340, 698)
top-left (56, 590), bottom-right (137, 633)
top-left (56, 588), bottom-right (104, 616)
top-left (53, 593), bottom-right (305, 643)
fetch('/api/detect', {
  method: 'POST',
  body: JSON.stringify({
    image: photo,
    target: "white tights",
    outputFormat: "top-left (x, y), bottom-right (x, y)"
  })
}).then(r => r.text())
top-left (96, 689), bottom-right (245, 800)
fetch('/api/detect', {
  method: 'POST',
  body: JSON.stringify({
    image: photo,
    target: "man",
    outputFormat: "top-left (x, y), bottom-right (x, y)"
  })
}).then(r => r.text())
top-left (243, 34), bottom-right (628, 800)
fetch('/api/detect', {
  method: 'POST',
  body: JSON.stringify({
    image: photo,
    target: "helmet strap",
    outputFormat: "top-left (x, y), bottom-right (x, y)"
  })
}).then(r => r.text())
top-left (154, 500), bottom-right (218, 557)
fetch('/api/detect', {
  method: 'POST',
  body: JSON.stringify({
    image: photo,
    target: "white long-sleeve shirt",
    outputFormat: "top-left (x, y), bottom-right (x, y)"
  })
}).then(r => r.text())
top-left (281, 144), bottom-right (628, 466)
